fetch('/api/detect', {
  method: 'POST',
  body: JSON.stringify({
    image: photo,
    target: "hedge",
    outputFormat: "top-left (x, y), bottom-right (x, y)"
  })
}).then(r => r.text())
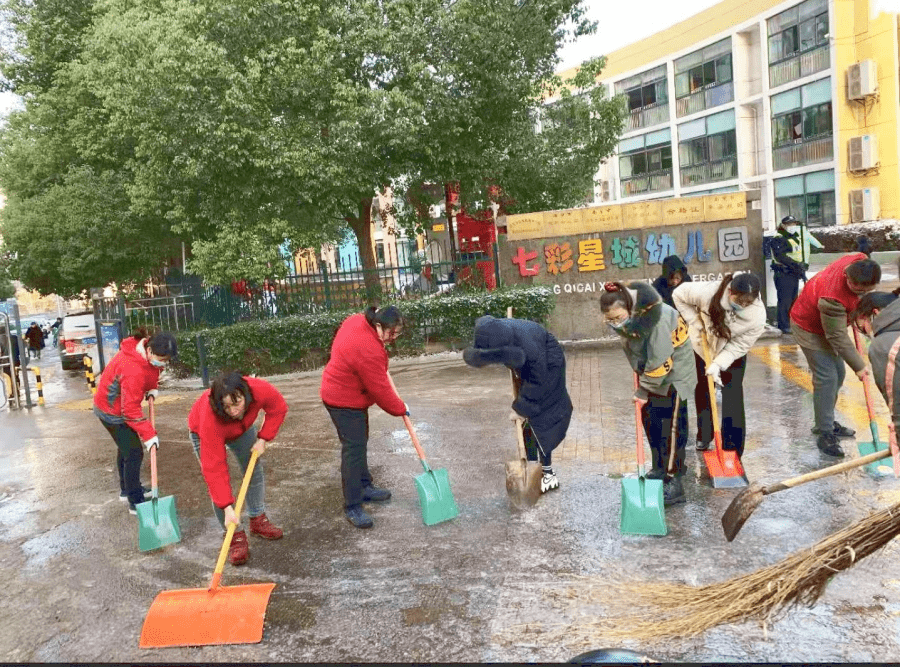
top-left (171, 285), bottom-right (555, 377)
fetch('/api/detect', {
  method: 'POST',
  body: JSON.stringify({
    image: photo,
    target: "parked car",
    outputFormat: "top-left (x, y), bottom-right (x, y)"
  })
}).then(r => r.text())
top-left (58, 312), bottom-right (97, 370)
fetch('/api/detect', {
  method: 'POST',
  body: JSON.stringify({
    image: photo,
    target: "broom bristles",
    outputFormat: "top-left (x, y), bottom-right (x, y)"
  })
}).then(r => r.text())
top-left (497, 501), bottom-right (900, 647)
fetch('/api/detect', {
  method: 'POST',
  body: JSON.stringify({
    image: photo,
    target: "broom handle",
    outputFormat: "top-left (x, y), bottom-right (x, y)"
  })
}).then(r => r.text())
top-left (699, 329), bottom-right (724, 452)
top-left (763, 448), bottom-right (891, 494)
top-left (209, 449), bottom-right (260, 591)
top-left (853, 327), bottom-right (880, 443)
top-left (633, 373), bottom-right (647, 475)
top-left (148, 396), bottom-right (158, 497)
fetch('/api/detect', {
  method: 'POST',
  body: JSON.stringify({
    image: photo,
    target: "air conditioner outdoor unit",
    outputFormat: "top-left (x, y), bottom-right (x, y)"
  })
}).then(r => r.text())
top-left (848, 135), bottom-right (879, 171)
top-left (849, 187), bottom-right (880, 222)
top-left (847, 60), bottom-right (878, 100)
top-left (599, 180), bottom-right (611, 201)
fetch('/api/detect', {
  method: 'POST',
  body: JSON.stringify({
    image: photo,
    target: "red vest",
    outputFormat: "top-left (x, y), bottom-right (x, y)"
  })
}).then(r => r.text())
top-left (790, 252), bottom-right (867, 335)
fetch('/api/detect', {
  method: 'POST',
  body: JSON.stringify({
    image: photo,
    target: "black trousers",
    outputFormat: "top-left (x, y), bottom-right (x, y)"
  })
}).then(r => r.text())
top-left (522, 422), bottom-right (552, 467)
top-left (640, 389), bottom-right (688, 477)
top-left (325, 405), bottom-right (374, 509)
top-left (693, 352), bottom-right (747, 457)
top-left (99, 418), bottom-right (145, 505)
top-left (773, 270), bottom-right (799, 332)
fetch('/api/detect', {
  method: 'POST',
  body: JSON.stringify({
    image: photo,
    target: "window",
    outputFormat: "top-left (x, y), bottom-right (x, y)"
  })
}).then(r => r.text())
top-left (771, 79), bottom-right (833, 169)
top-left (767, 0), bottom-right (829, 87)
top-left (615, 65), bottom-right (669, 130)
top-left (674, 39), bottom-right (733, 116)
top-left (677, 110), bottom-right (737, 186)
top-left (774, 170), bottom-right (835, 227)
top-left (618, 129), bottom-right (673, 196)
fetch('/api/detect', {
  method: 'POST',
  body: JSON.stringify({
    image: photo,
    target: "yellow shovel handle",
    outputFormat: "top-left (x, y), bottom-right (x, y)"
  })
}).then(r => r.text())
top-left (699, 329), bottom-right (722, 447)
top-left (209, 449), bottom-right (260, 591)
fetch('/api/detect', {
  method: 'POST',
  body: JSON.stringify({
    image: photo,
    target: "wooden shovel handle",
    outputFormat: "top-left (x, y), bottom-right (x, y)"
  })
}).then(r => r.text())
top-left (853, 327), bottom-right (879, 428)
top-left (403, 415), bottom-right (429, 464)
top-left (764, 448), bottom-right (891, 494)
top-left (210, 449), bottom-right (260, 591)
top-left (699, 329), bottom-right (724, 451)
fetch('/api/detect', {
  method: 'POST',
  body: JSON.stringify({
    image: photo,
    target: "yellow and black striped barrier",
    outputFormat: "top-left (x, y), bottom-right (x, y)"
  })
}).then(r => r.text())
top-left (84, 355), bottom-right (97, 395)
top-left (27, 366), bottom-right (44, 406)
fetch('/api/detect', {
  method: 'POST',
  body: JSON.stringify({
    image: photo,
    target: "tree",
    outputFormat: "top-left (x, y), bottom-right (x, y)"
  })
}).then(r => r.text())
top-left (0, 0), bottom-right (624, 297)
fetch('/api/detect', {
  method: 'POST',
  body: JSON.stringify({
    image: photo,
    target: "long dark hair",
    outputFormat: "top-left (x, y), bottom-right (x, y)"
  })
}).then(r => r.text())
top-left (209, 371), bottom-right (254, 420)
top-left (131, 326), bottom-right (178, 358)
top-left (599, 282), bottom-right (634, 313)
top-left (709, 273), bottom-right (761, 340)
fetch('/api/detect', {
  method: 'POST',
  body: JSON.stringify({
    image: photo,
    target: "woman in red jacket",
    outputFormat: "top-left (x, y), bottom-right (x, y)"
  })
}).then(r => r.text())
top-left (188, 372), bottom-right (287, 566)
top-left (320, 306), bottom-right (408, 529)
top-left (93, 329), bottom-right (177, 513)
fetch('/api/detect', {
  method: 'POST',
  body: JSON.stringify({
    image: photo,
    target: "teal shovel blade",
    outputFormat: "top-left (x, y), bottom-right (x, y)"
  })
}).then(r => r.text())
top-left (859, 439), bottom-right (892, 477)
top-left (620, 475), bottom-right (666, 536)
top-left (414, 467), bottom-right (459, 526)
top-left (136, 495), bottom-right (182, 552)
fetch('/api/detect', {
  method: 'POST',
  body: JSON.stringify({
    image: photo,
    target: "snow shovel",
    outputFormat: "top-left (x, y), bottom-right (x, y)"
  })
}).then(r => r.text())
top-left (506, 417), bottom-right (543, 509)
top-left (853, 328), bottom-right (892, 476)
top-left (700, 330), bottom-right (749, 489)
top-left (721, 447), bottom-right (893, 542)
top-left (620, 373), bottom-right (666, 536)
top-left (136, 397), bottom-right (181, 552)
top-left (139, 449), bottom-right (275, 648)
top-left (403, 415), bottom-right (459, 526)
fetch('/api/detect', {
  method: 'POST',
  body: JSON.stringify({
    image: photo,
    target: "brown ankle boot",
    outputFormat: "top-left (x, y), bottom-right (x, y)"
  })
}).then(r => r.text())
top-left (228, 530), bottom-right (249, 565)
top-left (249, 513), bottom-right (283, 540)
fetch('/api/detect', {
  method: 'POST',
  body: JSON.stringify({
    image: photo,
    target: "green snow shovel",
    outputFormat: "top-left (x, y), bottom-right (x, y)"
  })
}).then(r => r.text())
top-left (403, 415), bottom-right (459, 526)
top-left (853, 328), bottom-right (892, 476)
top-left (137, 397), bottom-right (182, 551)
top-left (620, 373), bottom-right (666, 536)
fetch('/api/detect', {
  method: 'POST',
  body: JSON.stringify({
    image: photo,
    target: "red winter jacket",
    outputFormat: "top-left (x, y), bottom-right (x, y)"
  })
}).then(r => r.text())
top-left (188, 376), bottom-right (288, 509)
top-left (790, 252), bottom-right (867, 335)
top-left (93, 337), bottom-right (160, 442)
top-left (320, 313), bottom-right (406, 415)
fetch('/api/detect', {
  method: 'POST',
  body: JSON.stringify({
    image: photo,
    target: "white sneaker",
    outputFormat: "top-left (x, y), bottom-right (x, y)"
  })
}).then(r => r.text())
top-left (540, 473), bottom-right (559, 493)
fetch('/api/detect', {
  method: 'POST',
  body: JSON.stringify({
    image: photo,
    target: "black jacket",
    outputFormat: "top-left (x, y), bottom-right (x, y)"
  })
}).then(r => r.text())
top-left (770, 230), bottom-right (807, 279)
top-left (652, 255), bottom-right (692, 308)
top-left (463, 316), bottom-right (572, 452)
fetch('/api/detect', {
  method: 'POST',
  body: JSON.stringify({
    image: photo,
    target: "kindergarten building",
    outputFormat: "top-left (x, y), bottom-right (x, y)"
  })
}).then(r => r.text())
top-left (561, 0), bottom-right (900, 229)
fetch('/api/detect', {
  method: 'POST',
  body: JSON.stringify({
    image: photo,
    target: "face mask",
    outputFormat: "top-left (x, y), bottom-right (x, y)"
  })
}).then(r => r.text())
top-left (149, 357), bottom-right (166, 368)
top-left (608, 318), bottom-right (631, 330)
top-left (729, 299), bottom-right (744, 312)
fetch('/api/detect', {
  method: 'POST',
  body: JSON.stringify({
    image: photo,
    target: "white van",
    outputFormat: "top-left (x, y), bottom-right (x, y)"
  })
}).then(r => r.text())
top-left (58, 312), bottom-right (98, 370)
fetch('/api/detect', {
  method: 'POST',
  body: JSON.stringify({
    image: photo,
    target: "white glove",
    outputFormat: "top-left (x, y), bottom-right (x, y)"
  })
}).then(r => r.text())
top-left (145, 389), bottom-right (158, 401)
top-left (706, 363), bottom-right (723, 387)
top-left (143, 436), bottom-right (160, 452)
top-left (404, 403), bottom-right (410, 416)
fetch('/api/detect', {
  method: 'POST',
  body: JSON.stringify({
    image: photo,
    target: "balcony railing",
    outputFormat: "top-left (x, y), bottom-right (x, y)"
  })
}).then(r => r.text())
top-left (675, 81), bottom-right (734, 117)
top-left (621, 171), bottom-right (673, 197)
top-left (680, 157), bottom-right (738, 187)
top-left (769, 45), bottom-right (829, 88)
top-left (772, 135), bottom-right (833, 170)
top-left (626, 102), bottom-right (670, 131)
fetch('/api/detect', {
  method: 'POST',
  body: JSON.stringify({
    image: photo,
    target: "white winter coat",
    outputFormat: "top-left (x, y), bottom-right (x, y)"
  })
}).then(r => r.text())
top-left (672, 280), bottom-right (766, 370)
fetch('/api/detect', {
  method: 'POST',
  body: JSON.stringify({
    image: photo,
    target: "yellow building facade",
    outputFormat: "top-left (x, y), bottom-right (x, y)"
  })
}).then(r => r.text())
top-left (560, 0), bottom-right (899, 228)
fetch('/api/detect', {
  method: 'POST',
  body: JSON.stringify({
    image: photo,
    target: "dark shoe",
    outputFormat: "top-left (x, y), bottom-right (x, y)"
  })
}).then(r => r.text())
top-left (695, 440), bottom-right (712, 452)
top-left (645, 467), bottom-right (666, 480)
top-left (228, 530), bottom-right (249, 565)
top-left (345, 505), bottom-right (374, 529)
top-left (663, 477), bottom-right (686, 506)
top-left (816, 434), bottom-right (845, 457)
top-left (249, 513), bottom-right (283, 540)
top-left (832, 421), bottom-right (856, 438)
top-left (120, 486), bottom-right (152, 502)
top-left (361, 485), bottom-right (392, 502)
top-left (128, 502), bottom-right (138, 515)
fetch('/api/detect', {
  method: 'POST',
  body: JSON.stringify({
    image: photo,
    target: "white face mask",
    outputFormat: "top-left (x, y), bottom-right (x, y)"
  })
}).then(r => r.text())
top-left (784, 225), bottom-right (799, 235)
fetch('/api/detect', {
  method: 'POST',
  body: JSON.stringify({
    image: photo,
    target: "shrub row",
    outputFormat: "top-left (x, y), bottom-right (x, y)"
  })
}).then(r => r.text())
top-left (172, 285), bottom-right (555, 377)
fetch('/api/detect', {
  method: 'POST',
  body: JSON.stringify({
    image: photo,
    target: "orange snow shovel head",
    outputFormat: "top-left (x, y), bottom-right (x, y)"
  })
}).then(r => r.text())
top-left (139, 449), bottom-right (275, 648)
top-left (700, 331), bottom-right (749, 489)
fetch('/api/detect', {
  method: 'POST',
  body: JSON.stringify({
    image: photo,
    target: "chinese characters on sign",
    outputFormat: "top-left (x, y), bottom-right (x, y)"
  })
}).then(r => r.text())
top-left (718, 226), bottom-right (750, 262)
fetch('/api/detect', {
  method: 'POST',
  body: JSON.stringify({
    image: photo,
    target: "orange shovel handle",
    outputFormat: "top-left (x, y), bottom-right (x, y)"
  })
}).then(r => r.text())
top-left (403, 415), bottom-right (428, 464)
top-left (853, 327), bottom-right (878, 424)
top-left (209, 449), bottom-right (260, 591)
top-left (633, 373), bottom-right (646, 471)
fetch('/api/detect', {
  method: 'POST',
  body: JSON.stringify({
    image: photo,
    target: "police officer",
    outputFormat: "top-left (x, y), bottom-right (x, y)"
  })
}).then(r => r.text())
top-left (770, 215), bottom-right (824, 334)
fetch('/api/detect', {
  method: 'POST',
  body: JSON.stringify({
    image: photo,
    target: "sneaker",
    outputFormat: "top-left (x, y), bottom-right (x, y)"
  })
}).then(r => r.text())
top-left (128, 502), bottom-right (138, 515)
top-left (811, 422), bottom-right (856, 438)
top-left (645, 467), bottom-right (666, 480)
top-left (228, 530), bottom-right (249, 566)
top-left (816, 433), bottom-right (845, 457)
top-left (361, 485), bottom-right (392, 502)
top-left (345, 505), bottom-right (374, 529)
top-left (119, 486), bottom-right (152, 502)
top-left (663, 477), bottom-right (686, 506)
top-left (249, 513), bottom-right (283, 540)
top-left (540, 472), bottom-right (559, 493)
top-left (695, 440), bottom-right (712, 452)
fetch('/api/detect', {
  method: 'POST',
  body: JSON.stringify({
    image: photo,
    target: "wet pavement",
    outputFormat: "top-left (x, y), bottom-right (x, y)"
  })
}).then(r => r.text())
top-left (3, 329), bottom-right (900, 662)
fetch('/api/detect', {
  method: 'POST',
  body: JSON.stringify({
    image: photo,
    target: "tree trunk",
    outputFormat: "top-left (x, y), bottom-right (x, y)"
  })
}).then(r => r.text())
top-left (345, 197), bottom-right (382, 302)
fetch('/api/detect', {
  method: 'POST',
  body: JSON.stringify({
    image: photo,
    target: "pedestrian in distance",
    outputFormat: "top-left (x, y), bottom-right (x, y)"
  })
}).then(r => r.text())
top-left (50, 317), bottom-right (62, 347)
top-left (600, 281), bottom-right (697, 505)
top-left (851, 287), bottom-right (900, 447)
top-left (789, 253), bottom-right (881, 457)
top-left (672, 272), bottom-right (766, 457)
top-left (651, 254), bottom-right (692, 309)
top-left (462, 314), bottom-right (573, 494)
top-left (24, 322), bottom-right (44, 360)
top-left (770, 215), bottom-right (824, 334)
top-left (320, 306), bottom-right (408, 529)
top-left (93, 328), bottom-right (177, 513)
top-left (854, 234), bottom-right (873, 257)
top-left (188, 371), bottom-right (287, 566)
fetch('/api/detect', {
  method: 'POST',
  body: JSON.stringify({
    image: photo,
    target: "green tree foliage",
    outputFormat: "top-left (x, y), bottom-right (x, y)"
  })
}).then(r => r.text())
top-left (0, 0), bottom-right (624, 295)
